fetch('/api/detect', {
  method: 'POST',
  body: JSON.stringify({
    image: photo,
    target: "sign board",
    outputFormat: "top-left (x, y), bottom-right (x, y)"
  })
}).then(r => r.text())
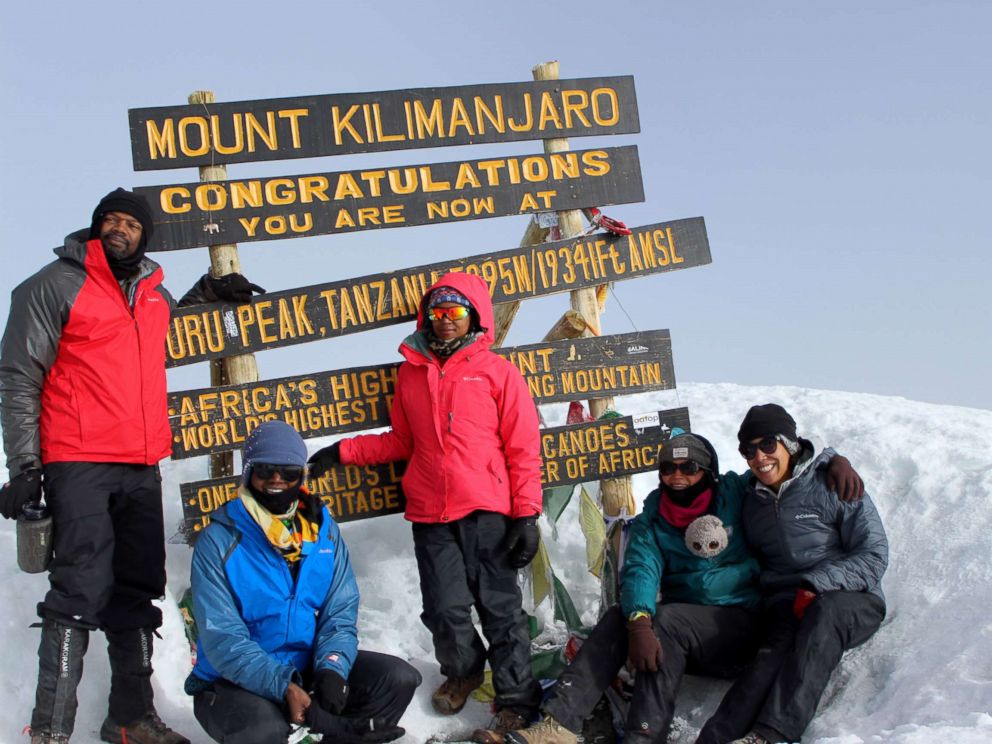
top-left (168, 330), bottom-right (675, 459)
top-left (178, 407), bottom-right (690, 538)
top-left (136, 146), bottom-right (644, 251)
top-left (166, 218), bottom-right (709, 367)
top-left (129, 76), bottom-right (639, 170)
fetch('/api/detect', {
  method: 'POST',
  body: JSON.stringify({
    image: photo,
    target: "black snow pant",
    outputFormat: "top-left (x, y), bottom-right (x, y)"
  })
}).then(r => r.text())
top-left (543, 603), bottom-right (761, 743)
top-left (696, 591), bottom-right (886, 744)
top-left (193, 651), bottom-right (422, 744)
top-left (39, 462), bottom-right (166, 631)
top-left (412, 511), bottom-right (543, 715)
top-left (30, 462), bottom-right (166, 737)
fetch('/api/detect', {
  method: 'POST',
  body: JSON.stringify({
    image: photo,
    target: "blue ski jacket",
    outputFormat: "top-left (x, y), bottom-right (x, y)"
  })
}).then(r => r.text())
top-left (188, 495), bottom-right (359, 703)
top-left (743, 446), bottom-right (888, 605)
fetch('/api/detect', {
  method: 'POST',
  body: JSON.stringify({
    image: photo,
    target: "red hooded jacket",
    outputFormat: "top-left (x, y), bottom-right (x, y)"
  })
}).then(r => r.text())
top-left (0, 234), bottom-right (173, 471)
top-left (339, 272), bottom-right (543, 523)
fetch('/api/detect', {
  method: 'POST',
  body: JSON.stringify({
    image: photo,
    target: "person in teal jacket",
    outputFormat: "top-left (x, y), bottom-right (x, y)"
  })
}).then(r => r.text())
top-left (507, 432), bottom-right (862, 744)
top-left (187, 421), bottom-right (420, 744)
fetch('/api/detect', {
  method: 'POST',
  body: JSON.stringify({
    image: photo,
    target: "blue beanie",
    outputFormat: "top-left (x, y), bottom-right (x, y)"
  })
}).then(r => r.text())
top-left (241, 421), bottom-right (308, 485)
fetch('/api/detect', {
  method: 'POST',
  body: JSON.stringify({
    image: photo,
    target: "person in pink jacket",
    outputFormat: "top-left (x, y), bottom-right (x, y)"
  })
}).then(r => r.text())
top-left (309, 272), bottom-right (544, 743)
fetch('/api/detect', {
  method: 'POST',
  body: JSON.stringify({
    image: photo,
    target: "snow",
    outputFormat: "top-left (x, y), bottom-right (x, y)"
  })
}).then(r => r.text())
top-left (2, 382), bottom-right (990, 743)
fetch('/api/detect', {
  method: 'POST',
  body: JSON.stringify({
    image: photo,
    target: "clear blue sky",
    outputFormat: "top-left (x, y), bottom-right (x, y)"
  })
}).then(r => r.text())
top-left (2, 1), bottom-right (988, 409)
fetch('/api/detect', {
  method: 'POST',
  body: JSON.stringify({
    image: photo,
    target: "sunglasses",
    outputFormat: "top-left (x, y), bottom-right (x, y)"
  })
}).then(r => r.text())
top-left (738, 435), bottom-right (780, 460)
top-left (252, 463), bottom-right (304, 482)
top-left (659, 461), bottom-right (704, 476)
top-left (428, 305), bottom-right (471, 322)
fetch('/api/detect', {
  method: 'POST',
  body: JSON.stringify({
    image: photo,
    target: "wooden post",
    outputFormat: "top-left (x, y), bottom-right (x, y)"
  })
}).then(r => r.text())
top-left (541, 310), bottom-right (586, 342)
top-left (529, 62), bottom-right (636, 518)
top-left (188, 90), bottom-right (260, 479)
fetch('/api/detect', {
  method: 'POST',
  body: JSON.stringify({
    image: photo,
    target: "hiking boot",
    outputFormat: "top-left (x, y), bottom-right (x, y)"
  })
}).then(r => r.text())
top-left (730, 734), bottom-right (771, 744)
top-left (505, 715), bottom-right (578, 744)
top-left (99, 712), bottom-right (190, 744)
top-left (30, 733), bottom-right (70, 744)
top-left (472, 708), bottom-right (531, 744)
top-left (431, 672), bottom-right (484, 715)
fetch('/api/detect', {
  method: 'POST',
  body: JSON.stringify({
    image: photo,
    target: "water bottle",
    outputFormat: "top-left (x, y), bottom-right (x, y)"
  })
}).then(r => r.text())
top-left (17, 500), bottom-right (53, 574)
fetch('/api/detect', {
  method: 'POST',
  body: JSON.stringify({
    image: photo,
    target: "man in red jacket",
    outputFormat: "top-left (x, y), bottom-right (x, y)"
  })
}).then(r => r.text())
top-left (0, 188), bottom-right (263, 744)
top-left (309, 272), bottom-right (544, 744)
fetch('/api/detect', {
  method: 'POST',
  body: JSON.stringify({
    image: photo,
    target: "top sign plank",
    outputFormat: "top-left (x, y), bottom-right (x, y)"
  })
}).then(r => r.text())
top-left (129, 76), bottom-right (639, 171)
top-left (135, 146), bottom-right (644, 252)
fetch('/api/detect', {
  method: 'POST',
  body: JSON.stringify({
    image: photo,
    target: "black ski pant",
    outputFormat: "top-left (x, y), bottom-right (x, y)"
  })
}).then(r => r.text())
top-left (40, 462), bottom-right (166, 631)
top-left (193, 651), bottom-right (421, 744)
top-left (412, 511), bottom-right (543, 714)
top-left (543, 603), bottom-right (760, 742)
top-left (31, 463), bottom-right (166, 737)
top-left (696, 591), bottom-right (886, 744)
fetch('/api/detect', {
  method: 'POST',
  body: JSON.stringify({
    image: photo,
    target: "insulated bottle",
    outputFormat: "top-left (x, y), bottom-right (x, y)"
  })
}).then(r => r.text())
top-left (17, 501), bottom-right (53, 574)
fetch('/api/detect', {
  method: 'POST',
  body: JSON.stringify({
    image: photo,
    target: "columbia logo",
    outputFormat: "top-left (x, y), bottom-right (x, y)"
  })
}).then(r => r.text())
top-left (795, 512), bottom-right (819, 520)
top-left (627, 344), bottom-right (649, 354)
top-left (319, 548), bottom-right (333, 553)
top-left (463, 376), bottom-right (484, 382)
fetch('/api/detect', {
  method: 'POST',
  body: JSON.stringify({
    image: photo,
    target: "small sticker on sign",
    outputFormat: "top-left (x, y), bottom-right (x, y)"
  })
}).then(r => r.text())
top-left (632, 411), bottom-right (660, 431)
top-left (536, 212), bottom-right (559, 229)
top-left (223, 310), bottom-right (238, 338)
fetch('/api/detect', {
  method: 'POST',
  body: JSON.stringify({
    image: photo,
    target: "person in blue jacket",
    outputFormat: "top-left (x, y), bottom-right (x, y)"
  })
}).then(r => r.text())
top-left (698, 404), bottom-right (888, 744)
top-left (186, 421), bottom-right (421, 744)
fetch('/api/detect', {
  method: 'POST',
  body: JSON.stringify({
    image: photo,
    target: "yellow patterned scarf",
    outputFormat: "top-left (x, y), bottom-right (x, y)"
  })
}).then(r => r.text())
top-left (239, 486), bottom-right (319, 564)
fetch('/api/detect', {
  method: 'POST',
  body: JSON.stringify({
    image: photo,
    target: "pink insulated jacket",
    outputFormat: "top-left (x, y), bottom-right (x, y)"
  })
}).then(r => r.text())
top-left (339, 272), bottom-right (543, 523)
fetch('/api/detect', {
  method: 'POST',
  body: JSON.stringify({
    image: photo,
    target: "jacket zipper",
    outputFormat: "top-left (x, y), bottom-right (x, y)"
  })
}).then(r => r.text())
top-left (439, 369), bottom-right (453, 434)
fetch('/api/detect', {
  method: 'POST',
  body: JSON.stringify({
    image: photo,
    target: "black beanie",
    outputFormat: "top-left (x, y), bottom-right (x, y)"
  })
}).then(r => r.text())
top-left (89, 188), bottom-right (154, 248)
top-left (737, 403), bottom-right (798, 444)
top-left (660, 433), bottom-right (713, 471)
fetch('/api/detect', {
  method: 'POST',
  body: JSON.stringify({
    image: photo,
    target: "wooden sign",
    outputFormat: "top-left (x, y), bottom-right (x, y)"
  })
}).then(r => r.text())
top-left (166, 218), bottom-right (709, 367)
top-left (168, 330), bottom-right (675, 459)
top-left (136, 146), bottom-right (644, 251)
top-left (129, 76), bottom-right (639, 170)
top-left (178, 407), bottom-right (690, 538)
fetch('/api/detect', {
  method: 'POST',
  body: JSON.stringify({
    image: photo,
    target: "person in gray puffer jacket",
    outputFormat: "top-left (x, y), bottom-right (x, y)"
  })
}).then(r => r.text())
top-left (697, 403), bottom-right (888, 744)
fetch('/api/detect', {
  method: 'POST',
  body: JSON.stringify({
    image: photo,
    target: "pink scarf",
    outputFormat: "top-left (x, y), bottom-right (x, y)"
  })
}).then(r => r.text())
top-left (659, 488), bottom-right (713, 529)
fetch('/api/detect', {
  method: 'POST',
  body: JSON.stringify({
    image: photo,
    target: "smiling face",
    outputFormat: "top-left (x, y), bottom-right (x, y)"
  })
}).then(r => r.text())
top-left (250, 464), bottom-right (302, 498)
top-left (745, 437), bottom-right (793, 491)
top-left (99, 211), bottom-right (143, 259)
top-left (429, 302), bottom-right (472, 341)
top-left (660, 458), bottom-right (706, 491)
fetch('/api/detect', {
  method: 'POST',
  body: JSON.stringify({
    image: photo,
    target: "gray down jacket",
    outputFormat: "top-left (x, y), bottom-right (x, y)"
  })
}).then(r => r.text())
top-left (742, 445), bottom-right (888, 605)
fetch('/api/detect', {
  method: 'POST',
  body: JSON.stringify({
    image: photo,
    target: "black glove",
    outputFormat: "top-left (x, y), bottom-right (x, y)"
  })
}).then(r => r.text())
top-left (314, 669), bottom-right (349, 715)
top-left (308, 442), bottom-right (342, 477)
top-left (825, 455), bottom-right (864, 502)
top-left (205, 273), bottom-right (266, 303)
top-left (0, 469), bottom-right (42, 520)
top-left (304, 704), bottom-right (404, 743)
top-left (504, 515), bottom-right (540, 569)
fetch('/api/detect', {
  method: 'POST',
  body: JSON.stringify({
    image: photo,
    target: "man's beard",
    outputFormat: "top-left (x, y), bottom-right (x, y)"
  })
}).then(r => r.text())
top-left (102, 232), bottom-right (133, 260)
top-left (101, 233), bottom-right (145, 280)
